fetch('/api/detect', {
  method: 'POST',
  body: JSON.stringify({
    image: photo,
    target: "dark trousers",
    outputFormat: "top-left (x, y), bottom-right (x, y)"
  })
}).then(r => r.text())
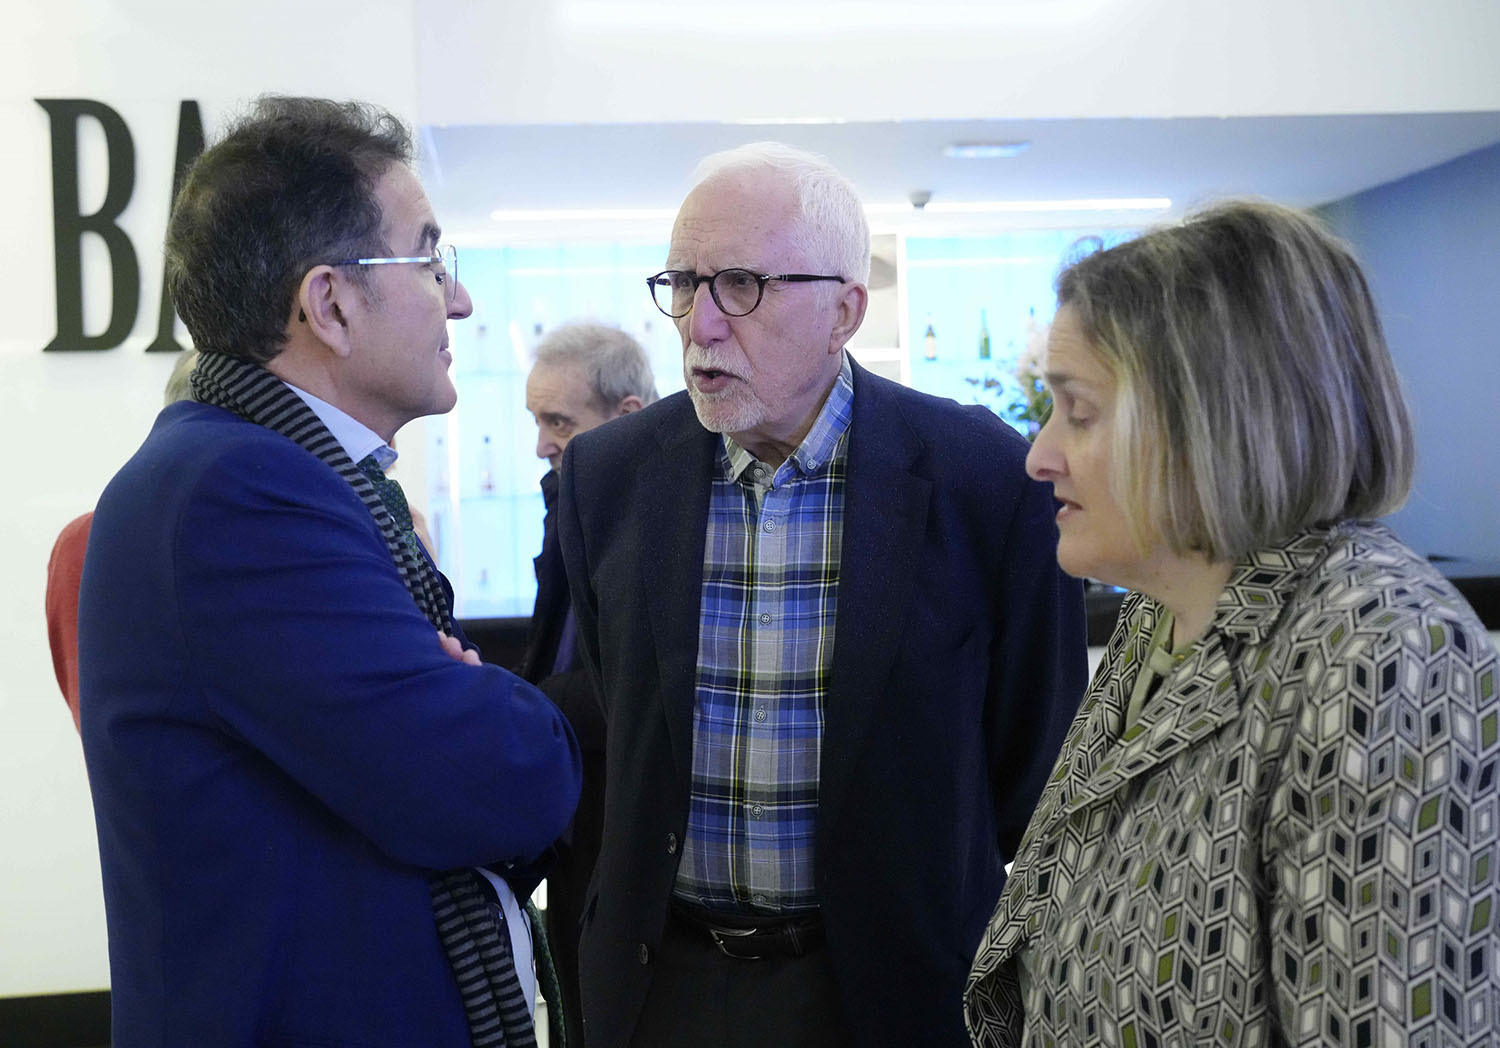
top-left (546, 750), bottom-right (606, 1047)
top-left (627, 910), bottom-right (852, 1048)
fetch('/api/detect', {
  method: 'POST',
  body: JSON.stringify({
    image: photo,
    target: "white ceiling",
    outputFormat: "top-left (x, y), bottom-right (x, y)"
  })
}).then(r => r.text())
top-left (421, 111), bottom-right (1500, 246)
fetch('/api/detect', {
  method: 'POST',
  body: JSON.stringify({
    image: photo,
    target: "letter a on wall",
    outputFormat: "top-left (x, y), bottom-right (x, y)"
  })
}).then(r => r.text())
top-left (146, 101), bottom-right (205, 353)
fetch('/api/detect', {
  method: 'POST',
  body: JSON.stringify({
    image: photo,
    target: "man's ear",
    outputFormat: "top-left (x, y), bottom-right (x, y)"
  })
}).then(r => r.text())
top-left (616, 394), bottom-right (645, 417)
top-left (829, 282), bottom-right (868, 353)
top-left (298, 265), bottom-right (354, 358)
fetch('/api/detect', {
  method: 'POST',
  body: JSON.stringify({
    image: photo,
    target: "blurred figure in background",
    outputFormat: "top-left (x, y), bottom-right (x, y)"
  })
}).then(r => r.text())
top-left (521, 321), bottom-right (657, 1047)
top-left (966, 200), bottom-right (1499, 1047)
top-left (46, 348), bottom-right (198, 731)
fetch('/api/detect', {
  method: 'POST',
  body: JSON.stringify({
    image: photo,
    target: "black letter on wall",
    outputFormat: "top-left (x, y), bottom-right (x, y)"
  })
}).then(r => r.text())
top-left (146, 100), bottom-right (205, 353)
top-left (38, 98), bottom-right (139, 352)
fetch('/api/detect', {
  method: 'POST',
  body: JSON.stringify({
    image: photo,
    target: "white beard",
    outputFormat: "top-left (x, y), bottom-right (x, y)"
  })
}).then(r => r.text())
top-left (683, 344), bottom-right (765, 435)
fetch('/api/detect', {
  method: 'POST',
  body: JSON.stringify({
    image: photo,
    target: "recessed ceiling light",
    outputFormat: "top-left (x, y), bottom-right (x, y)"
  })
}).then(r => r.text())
top-left (944, 142), bottom-right (1031, 160)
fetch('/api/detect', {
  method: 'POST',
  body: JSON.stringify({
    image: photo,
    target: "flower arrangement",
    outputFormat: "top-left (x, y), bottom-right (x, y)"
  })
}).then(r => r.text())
top-left (1007, 314), bottom-right (1052, 440)
top-left (962, 312), bottom-right (1052, 441)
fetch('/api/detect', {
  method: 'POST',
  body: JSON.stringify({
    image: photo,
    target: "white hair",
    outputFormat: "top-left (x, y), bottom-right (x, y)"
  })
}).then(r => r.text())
top-left (690, 141), bottom-right (871, 287)
top-left (532, 322), bottom-right (658, 410)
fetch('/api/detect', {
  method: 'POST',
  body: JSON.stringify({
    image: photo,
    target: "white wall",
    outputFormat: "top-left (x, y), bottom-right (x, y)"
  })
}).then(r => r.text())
top-left (5, 0), bottom-right (1500, 999)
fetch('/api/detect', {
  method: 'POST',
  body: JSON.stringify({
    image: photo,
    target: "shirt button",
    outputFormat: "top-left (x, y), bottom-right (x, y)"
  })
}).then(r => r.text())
top-left (666, 832), bottom-right (678, 855)
top-left (637, 943), bottom-right (651, 965)
top-left (758, 612), bottom-right (772, 625)
top-left (752, 894), bottom-right (767, 904)
top-left (750, 803), bottom-right (763, 818)
top-left (754, 708), bottom-right (767, 723)
top-left (762, 519), bottom-right (777, 533)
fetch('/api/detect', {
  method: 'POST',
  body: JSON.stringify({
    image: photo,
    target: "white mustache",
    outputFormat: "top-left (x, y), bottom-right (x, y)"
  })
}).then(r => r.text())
top-left (685, 344), bottom-right (744, 379)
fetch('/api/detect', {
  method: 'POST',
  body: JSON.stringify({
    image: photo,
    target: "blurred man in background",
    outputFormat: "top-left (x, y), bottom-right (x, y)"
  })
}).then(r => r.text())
top-left (521, 320), bottom-right (657, 1047)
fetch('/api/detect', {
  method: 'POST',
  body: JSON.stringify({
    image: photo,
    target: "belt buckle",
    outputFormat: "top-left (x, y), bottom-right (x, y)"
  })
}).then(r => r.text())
top-left (708, 925), bottom-right (761, 960)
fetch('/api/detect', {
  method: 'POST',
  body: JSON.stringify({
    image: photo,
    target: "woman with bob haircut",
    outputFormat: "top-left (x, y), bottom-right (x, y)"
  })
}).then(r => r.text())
top-left (966, 200), bottom-right (1498, 1048)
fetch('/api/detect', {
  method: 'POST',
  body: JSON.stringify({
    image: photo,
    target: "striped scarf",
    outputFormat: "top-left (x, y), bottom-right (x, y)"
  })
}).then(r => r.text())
top-left (190, 350), bottom-right (536, 1048)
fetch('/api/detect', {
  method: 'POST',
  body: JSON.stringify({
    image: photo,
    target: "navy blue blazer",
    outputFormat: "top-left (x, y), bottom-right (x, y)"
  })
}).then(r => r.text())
top-left (80, 401), bottom-right (581, 1048)
top-left (557, 361), bottom-right (1088, 1048)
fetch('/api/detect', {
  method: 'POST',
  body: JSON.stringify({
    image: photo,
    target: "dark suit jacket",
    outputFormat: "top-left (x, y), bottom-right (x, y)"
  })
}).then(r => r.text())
top-left (80, 401), bottom-right (581, 1048)
top-left (557, 361), bottom-right (1088, 1048)
top-left (518, 467), bottom-right (606, 1048)
top-left (519, 470), bottom-right (605, 753)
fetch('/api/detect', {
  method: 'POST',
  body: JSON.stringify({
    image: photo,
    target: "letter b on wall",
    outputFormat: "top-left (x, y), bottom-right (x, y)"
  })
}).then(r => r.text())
top-left (37, 99), bottom-right (204, 353)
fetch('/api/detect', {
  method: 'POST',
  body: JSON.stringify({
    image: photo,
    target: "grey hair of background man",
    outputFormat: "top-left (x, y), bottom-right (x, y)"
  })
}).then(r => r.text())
top-left (689, 141), bottom-right (872, 289)
top-left (1055, 198), bottom-right (1414, 563)
top-left (532, 322), bottom-right (660, 413)
top-left (166, 96), bottom-right (413, 366)
top-left (162, 348), bottom-right (200, 406)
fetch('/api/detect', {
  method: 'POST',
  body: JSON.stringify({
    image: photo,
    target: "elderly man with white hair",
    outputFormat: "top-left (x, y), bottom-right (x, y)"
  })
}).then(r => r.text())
top-left (557, 142), bottom-right (1088, 1047)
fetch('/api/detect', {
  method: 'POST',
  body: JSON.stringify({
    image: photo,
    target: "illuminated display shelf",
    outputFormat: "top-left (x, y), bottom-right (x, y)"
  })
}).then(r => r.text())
top-left (422, 228), bottom-right (1134, 618)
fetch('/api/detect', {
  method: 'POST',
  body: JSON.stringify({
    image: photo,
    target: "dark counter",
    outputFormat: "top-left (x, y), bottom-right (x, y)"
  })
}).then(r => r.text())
top-left (463, 566), bottom-right (1497, 664)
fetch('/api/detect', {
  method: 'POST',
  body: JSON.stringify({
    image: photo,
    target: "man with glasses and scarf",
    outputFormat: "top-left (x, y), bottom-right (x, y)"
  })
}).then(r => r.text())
top-left (79, 96), bottom-right (579, 1048)
top-left (557, 142), bottom-right (1088, 1047)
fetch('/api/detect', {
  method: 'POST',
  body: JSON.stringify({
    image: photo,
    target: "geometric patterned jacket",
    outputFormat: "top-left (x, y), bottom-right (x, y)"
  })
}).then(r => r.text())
top-left (966, 521), bottom-right (1499, 1047)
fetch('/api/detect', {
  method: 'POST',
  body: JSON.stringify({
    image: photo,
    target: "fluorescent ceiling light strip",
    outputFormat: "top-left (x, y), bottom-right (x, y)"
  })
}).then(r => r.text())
top-left (865, 198), bottom-right (1170, 215)
top-left (506, 266), bottom-right (650, 277)
top-left (564, 1), bottom-right (1113, 32)
top-left (944, 142), bottom-right (1031, 159)
top-left (728, 116), bottom-right (851, 126)
top-left (490, 207), bottom-right (678, 223)
top-left (488, 199), bottom-right (1169, 225)
top-left (906, 256), bottom-right (1059, 269)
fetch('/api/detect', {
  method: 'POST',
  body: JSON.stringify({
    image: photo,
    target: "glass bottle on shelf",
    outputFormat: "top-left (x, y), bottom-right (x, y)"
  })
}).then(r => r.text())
top-left (922, 315), bottom-right (938, 361)
top-left (1023, 305), bottom-right (1041, 345)
top-left (479, 434), bottom-right (496, 494)
top-left (978, 309), bottom-right (991, 360)
top-left (432, 435), bottom-right (449, 498)
top-left (530, 298), bottom-right (548, 352)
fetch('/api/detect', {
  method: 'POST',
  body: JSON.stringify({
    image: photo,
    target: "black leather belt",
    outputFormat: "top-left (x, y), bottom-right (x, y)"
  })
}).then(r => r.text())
top-left (670, 901), bottom-right (826, 960)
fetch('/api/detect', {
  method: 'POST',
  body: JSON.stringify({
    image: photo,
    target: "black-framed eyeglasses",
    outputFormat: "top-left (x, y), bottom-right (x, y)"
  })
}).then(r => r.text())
top-left (647, 268), bottom-right (845, 319)
top-left (331, 244), bottom-right (459, 306)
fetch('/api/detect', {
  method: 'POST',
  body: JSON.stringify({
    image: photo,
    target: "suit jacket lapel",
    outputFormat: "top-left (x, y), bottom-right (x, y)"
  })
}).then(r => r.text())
top-left (1037, 527), bottom-right (1328, 841)
top-left (635, 401), bottom-right (718, 784)
top-left (820, 364), bottom-right (932, 825)
top-left (976, 607), bottom-right (1246, 984)
top-left (978, 530), bottom-right (1330, 979)
top-left (1068, 645), bottom-right (1243, 820)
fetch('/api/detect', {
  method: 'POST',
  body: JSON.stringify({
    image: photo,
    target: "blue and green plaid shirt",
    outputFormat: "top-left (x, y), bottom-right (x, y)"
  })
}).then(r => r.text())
top-left (672, 356), bottom-right (855, 915)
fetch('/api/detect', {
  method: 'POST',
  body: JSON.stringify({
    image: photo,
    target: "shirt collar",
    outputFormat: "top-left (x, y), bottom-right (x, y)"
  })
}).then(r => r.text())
top-left (283, 382), bottom-right (394, 470)
top-left (1211, 524), bottom-right (1341, 647)
top-left (720, 353), bottom-right (855, 485)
